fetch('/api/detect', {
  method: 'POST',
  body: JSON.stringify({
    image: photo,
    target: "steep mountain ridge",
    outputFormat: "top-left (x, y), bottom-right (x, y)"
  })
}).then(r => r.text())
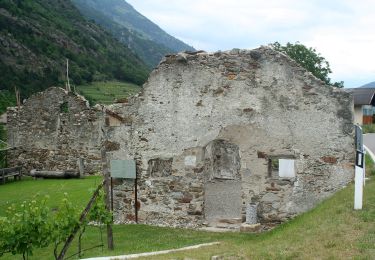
top-left (72, 0), bottom-right (195, 67)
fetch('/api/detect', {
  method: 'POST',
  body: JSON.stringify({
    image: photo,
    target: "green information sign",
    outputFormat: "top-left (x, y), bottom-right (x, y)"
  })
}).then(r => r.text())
top-left (110, 160), bottom-right (136, 179)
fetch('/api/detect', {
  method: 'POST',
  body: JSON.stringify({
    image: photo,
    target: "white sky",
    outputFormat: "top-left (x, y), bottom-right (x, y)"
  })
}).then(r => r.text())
top-left (126, 0), bottom-right (375, 87)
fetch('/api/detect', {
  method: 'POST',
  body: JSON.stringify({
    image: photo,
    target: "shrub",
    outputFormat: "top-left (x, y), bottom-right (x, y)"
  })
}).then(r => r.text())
top-left (0, 188), bottom-right (110, 260)
top-left (0, 197), bottom-right (52, 260)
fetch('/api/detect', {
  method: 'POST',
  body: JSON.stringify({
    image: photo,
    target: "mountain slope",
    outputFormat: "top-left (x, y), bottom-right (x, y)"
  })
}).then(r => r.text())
top-left (72, 0), bottom-right (194, 67)
top-left (0, 0), bottom-right (149, 96)
top-left (360, 81), bottom-right (375, 88)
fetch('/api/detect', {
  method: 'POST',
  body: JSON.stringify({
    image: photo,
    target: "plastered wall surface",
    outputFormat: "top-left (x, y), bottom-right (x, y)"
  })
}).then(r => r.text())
top-left (108, 47), bottom-right (354, 228)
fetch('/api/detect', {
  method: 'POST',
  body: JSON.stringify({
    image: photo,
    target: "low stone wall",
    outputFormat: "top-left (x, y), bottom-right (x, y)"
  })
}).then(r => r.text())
top-left (7, 148), bottom-right (102, 174)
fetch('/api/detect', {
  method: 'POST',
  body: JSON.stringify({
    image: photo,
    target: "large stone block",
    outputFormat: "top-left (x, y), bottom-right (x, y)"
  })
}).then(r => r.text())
top-left (204, 180), bottom-right (242, 222)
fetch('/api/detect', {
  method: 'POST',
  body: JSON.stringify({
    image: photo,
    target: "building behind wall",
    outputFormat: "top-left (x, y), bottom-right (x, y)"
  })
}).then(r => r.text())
top-left (345, 88), bottom-right (375, 125)
top-left (108, 47), bottom-right (355, 228)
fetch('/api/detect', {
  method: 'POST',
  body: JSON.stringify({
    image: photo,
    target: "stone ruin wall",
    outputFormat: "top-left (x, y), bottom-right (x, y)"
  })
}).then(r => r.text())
top-left (4, 47), bottom-right (355, 229)
top-left (107, 47), bottom-right (354, 228)
top-left (7, 87), bottom-right (103, 174)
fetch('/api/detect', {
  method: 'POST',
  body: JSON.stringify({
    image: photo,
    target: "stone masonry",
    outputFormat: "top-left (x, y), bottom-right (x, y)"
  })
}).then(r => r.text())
top-left (6, 46), bottom-right (355, 229)
top-left (7, 87), bottom-right (103, 174)
top-left (107, 46), bottom-right (354, 228)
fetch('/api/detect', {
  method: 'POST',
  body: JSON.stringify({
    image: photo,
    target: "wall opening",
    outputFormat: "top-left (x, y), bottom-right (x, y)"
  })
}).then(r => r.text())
top-left (204, 139), bottom-right (242, 224)
top-left (147, 158), bottom-right (173, 177)
top-left (60, 102), bottom-right (69, 113)
top-left (204, 139), bottom-right (241, 180)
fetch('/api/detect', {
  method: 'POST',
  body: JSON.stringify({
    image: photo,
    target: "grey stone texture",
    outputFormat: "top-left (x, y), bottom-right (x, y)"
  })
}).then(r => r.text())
top-left (7, 87), bottom-right (103, 174)
top-left (246, 203), bottom-right (258, 224)
top-left (204, 180), bottom-right (242, 222)
top-left (108, 46), bottom-right (355, 228)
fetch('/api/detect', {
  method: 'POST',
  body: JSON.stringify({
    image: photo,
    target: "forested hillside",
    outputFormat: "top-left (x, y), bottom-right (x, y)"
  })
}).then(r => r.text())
top-left (0, 0), bottom-right (149, 97)
top-left (72, 0), bottom-right (195, 67)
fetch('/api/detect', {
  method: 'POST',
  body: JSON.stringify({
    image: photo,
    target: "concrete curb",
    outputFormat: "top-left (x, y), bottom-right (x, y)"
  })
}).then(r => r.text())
top-left (81, 242), bottom-right (220, 260)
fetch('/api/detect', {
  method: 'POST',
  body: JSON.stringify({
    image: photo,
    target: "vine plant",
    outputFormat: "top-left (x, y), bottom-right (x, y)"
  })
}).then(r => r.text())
top-left (0, 186), bottom-right (111, 260)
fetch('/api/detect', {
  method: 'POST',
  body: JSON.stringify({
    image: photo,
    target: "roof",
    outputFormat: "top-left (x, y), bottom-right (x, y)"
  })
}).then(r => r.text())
top-left (344, 88), bottom-right (375, 105)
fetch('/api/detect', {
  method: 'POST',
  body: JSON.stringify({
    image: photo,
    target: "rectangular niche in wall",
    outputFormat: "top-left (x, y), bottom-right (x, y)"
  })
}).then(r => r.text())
top-left (204, 139), bottom-right (241, 180)
top-left (147, 158), bottom-right (173, 177)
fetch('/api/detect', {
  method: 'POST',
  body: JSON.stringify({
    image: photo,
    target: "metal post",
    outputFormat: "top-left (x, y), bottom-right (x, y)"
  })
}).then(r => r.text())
top-left (354, 125), bottom-right (364, 210)
top-left (135, 176), bottom-right (138, 223)
top-left (111, 177), bottom-right (114, 212)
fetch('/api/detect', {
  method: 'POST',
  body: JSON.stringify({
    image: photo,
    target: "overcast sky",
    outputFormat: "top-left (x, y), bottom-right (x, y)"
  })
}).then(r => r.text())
top-left (126, 0), bottom-right (374, 88)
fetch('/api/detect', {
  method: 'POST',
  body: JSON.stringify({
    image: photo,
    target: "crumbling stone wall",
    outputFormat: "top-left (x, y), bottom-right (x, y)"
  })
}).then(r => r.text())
top-left (108, 46), bottom-right (354, 229)
top-left (7, 87), bottom-right (103, 174)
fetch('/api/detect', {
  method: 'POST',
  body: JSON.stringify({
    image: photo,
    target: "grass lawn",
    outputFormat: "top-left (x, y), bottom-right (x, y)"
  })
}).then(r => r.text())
top-left (362, 124), bottom-right (375, 134)
top-left (0, 176), bottom-right (102, 216)
top-left (76, 81), bottom-right (141, 105)
top-left (1, 175), bottom-right (375, 259)
top-left (365, 153), bottom-right (375, 176)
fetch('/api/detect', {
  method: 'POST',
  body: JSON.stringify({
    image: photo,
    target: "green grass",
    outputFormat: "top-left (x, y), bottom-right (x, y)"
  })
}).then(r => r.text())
top-left (1, 176), bottom-right (375, 259)
top-left (158, 179), bottom-right (375, 259)
top-left (76, 81), bottom-right (141, 105)
top-left (0, 176), bottom-right (102, 215)
top-left (362, 124), bottom-right (375, 134)
top-left (365, 153), bottom-right (375, 176)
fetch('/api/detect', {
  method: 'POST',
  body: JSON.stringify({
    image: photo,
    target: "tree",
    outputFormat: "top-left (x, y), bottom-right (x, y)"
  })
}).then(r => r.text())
top-left (270, 42), bottom-right (344, 88)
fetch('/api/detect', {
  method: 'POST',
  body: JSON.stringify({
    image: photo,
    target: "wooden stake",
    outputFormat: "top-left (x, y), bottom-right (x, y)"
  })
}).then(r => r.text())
top-left (101, 148), bottom-right (114, 250)
top-left (57, 181), bottom-right (105, 260)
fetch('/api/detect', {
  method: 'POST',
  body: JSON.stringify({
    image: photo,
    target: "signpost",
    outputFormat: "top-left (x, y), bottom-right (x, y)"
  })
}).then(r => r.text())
top-left (110, 159), bottom-right (137, 222)
top-left (354, 125), bottom-right (364, 210)
top-left (110, 160), bottom-right (136, 178)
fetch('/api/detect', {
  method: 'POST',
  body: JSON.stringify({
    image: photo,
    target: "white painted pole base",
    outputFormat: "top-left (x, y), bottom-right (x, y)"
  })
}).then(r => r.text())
top-left (354, 165), bottom-right (364, 210)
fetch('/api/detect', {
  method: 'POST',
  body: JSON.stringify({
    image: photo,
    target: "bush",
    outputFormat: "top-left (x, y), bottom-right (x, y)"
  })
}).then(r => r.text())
top-left (0, 197), bottom-right (53, 259)
top-left (0, 188), bottom-right (111, 260)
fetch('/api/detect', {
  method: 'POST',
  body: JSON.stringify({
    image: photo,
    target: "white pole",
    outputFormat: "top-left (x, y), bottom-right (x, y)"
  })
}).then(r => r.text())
top-left (354, 125), bottom-right (364, 210)
top-left (354, 164), bottom-right (363, 210)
